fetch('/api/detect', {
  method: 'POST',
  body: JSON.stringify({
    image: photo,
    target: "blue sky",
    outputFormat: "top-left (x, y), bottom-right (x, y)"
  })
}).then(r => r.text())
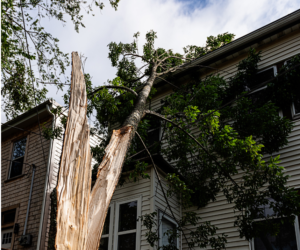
top-left (1, 0), bottom-right (300, 123)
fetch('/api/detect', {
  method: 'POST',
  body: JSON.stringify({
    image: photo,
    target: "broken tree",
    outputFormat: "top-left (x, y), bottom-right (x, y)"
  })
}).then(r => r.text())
top-left (55, 31), bottom-right (300, 249)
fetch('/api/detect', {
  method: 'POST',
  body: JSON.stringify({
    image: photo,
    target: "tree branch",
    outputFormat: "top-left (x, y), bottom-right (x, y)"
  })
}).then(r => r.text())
top-left (88, 85), bottom-right (138, 97)
top-left (145, 110), bottom-right (242, 192)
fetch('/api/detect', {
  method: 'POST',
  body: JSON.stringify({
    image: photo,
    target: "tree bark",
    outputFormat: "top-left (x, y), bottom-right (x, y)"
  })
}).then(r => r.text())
top-left (55, 52), bottom-right (92, 250)
top-left (85, 64), bottom-right (158, 249)
top-left (86, 126), bottom-right (133, 249)
top-left (55, 53), bottom-right (157, 250)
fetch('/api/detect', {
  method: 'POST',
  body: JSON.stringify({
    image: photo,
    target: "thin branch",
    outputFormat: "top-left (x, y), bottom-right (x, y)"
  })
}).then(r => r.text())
top-left (127, 141), bottom-right (159, 160)
top-left (88, 85), bottom-right (138, 97)
top-left (156, 76), bottom-right (181, 90)
top-left (135, 131), bottom-right (192, 250)
top-left (145, 110), bottom-right (242, 191)
top-left (123, 53), bottom-right (145, 60)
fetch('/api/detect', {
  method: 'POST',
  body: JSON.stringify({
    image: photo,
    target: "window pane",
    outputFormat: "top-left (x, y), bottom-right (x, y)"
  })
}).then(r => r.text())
top-left (118, 233), bottom-right (136, 250)
top-left (254, 218), bottom-right (297, 250)
top-left (161, 217), bottom-right (177, 247)
top-left (12, 137), bottom-right (27, 159)
top-left (256, 198), bottom-right (276, 219)
top-left (118, 201), bottom-right (137, 232)
top-left (2, 209), bottom-right (16, 226)
top-left (99, 238), bottom-right (109, 250)
top-left (246, 68), bottom-right (274, 90)
top-left (9, 157), bottom-right (24, 178)
top-left (102, 208), bottom-right (110, 235)
top-left (1, 228), bottom-right (13, 248)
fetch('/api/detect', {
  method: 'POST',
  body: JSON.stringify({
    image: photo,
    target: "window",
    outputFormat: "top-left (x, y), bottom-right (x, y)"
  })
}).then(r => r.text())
top-left (113, 198), bottom-right (141, 250)
top-left (251, 199), bottom-right (300, 250)
top-left (99, 205), bottom-right (114, 250)
top-left (248, 66), bottom-right (277, 108)
top-left (1, 209), bottom-right (16, 249)
top-left (159, 211), bottom-right (179, 248)
top-left (8, 137), bottom-right (27, 179)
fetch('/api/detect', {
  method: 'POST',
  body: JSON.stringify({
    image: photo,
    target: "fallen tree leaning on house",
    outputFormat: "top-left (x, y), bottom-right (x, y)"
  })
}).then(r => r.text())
top-left (54, 31), bottom-right (300, 250)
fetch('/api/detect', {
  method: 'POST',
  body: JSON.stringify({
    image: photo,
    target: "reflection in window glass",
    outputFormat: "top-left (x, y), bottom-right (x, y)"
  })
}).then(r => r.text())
top-left (118, 201), bottom-right (137, 232)
top-left (254, 218), bottom-right (297, 250)
top-left (247, 68), bottom-right (275, 90)
top-left (2, 209), bottom-right (16, 226)
top-left (9, 137), bottom-right (27, 178)
top-left (118, 233), bottom-right (136, 250)
top-left (99, 238), bottom-right (108, 250)
top-left (161, 217), bottom-right (177, 247)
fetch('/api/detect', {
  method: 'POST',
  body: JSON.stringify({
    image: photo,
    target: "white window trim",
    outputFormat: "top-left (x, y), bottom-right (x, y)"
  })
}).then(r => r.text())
top-left (101, 203), bottom-right (114, 250)
top-left (158, 210), bottom-right (180, 249)
top-left (113, 196), bottom-right (142, 250)
top-left (250, 215), bottom-right (300, 250)
top-left (291, 103), bottom-right (300, 119)
top-left (284, 59), bottom-right (300, 119)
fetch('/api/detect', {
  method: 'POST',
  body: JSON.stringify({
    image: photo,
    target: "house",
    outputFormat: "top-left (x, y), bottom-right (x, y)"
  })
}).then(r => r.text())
top-left (1, 100), bottom-right (100, 250)
top-left (1, 9), bottom-right (300, 250)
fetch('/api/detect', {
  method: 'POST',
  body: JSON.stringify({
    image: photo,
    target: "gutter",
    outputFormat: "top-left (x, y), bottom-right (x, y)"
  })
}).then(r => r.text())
top-left (36, 103), bottom-right (55, 250)
top-left (154, 9), bottom-right (300, 86)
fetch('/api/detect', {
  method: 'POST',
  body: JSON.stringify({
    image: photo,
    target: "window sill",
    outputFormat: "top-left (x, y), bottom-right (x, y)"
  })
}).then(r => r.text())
top-left (4, 174), bottom-right (25, 183)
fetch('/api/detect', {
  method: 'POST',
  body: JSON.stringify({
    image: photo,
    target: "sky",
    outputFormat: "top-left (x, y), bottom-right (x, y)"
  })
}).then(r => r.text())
top-left (1, 0), bottom-right (300, 123)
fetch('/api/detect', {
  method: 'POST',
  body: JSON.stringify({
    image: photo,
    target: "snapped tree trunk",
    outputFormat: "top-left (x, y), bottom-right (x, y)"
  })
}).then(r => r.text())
top-left (55, 52), bottom-right (157, 250)
top-left (55, 52), bottom-right (92, 250)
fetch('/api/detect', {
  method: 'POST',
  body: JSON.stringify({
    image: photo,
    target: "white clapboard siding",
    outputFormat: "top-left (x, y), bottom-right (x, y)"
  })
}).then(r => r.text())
top-left (180, 29), bottom-right (300, 250)
top-left (110, 170), bottom-right (152, 250)
top-left (140, 29), bottom-right (300, 250)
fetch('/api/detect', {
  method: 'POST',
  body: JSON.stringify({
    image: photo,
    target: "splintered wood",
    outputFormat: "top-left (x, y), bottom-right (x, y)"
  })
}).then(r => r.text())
top-left (55, 52), bottom-right (92, 250)
top-left (86, 126), bottom-right (132, 249)
top-left (55, 52), bottom-right (133, 250)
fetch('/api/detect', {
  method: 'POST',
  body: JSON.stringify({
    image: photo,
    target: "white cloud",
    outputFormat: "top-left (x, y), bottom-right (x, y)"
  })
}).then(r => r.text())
top-left (2, 0), bottom-right (299, 123)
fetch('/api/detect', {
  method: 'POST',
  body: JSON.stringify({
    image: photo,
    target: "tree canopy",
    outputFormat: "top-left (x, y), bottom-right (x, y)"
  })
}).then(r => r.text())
top-left (76, 31), bottom-right (300, 249)
top-left (1, 0), bottom-right (120, 119)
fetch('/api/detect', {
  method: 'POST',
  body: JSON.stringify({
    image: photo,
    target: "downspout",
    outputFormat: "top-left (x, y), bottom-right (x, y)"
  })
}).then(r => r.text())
top-left (23, 164), bottom-right (36, 235)
top-left (37, 103), bottom-right (55, 250)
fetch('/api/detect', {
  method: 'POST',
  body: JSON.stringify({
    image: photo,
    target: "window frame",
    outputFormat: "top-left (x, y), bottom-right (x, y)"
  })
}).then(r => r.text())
top-left (113, 196), bottom-right (142, 250)
top-left (1, 204), bottom-right (20, 250)
top-left (250, 205), bottom-right (300, 250)
top-left (100, 203), bottom-right (114, 250)
top-left (6, 134), bottom-right (29, 180)
top-left (158, 210), bottom-right (180, 249)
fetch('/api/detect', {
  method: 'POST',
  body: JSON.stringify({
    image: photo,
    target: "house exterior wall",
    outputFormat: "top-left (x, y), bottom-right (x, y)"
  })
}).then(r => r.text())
top-left (1, 118), bottom-right (53, 250)
top-left (147, 24), bottom-right (300, 250)
top-left (42, 117), bottom-right (102, 249)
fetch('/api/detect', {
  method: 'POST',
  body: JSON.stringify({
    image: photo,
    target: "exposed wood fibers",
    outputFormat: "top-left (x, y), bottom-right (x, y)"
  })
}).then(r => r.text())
top-left (55, 52), bottom-right (133, 250)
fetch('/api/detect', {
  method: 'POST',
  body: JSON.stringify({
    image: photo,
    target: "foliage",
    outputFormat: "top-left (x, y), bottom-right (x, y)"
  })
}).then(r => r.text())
top-left (1, 0), bottom-right (120, 119)
top-left (86, 29), bottom-right (300, 249)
